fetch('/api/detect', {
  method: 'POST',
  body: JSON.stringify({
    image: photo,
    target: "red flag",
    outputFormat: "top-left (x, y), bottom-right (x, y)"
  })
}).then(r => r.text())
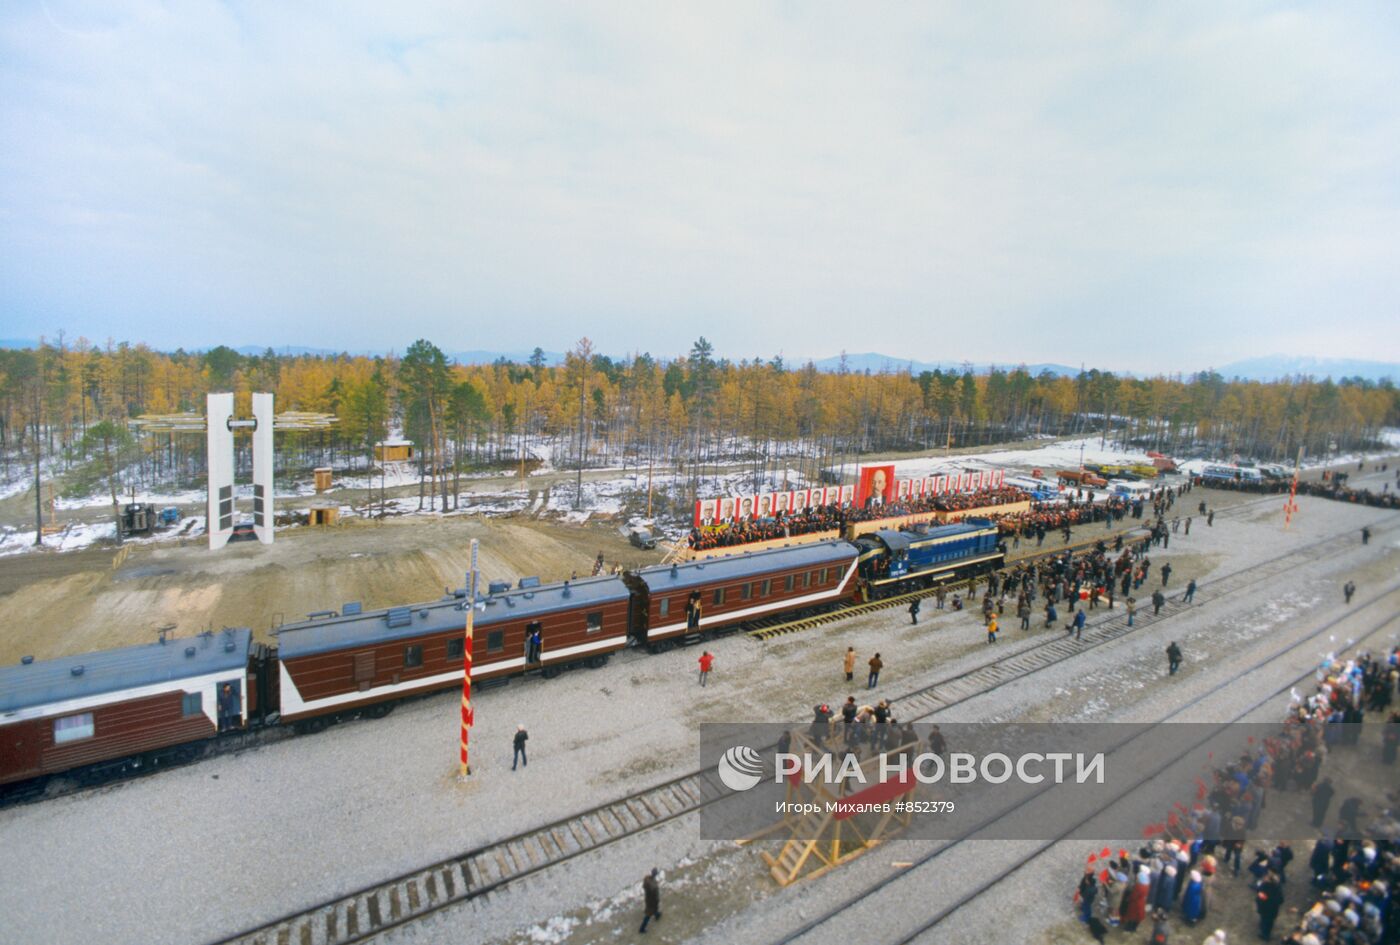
top-left (1100, 847), bottom-right (1111, 859)
top-left (1088, 853), bottom-right (1098, 863)
top-left (1099, 869), bottom-right (1110, 883)
top-left (1119, 849), bottom-right (1129, 860)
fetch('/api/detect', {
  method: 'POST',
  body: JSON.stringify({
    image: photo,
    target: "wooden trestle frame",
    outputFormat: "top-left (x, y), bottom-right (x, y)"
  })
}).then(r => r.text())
top-left (738, 728), bottom-right (920, 886)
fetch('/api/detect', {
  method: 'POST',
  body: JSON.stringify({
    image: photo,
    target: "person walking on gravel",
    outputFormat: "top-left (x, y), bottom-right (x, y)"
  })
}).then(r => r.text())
top-left (1184, 516), bottom-right (1192, 535)
top-left (987, 614), bottom-right (999, 644)
top-left (1166, 641), bottom-right (1183, 675)
top-left (1310, 777), bottom-right (1335, 828)
top-left (1207, 510), bottom-right (1215, 527)
top-left (909, 597), bottom-right (921, 625)
top-left (1068, 608), bottom-right (1086, 640)
top-left (1126, 596), bottom-right (1137, 626)
top-left (1160, 563), bottom-right (1172, 587)
top-left (867, 653), bottom-right (883, 689)
top-left (1183, 579), bottom-right (1197, 603)
top-left (843, 646), bottom-right (857, 682)
top-left (1152, 589), bottom-right (1166, 616)
top-left (1362, 526), bottom-right (1371, 545)
top-left (1018, 599), bottom-right (1031, 631)
top-left (639, 868), bottom-right (662, 933)
top-left (697, 651), bottom-right (714, 687)
top-left (512, 723), bottom-right (528, 770)
top-left (1344, 580), bottom-right (1356, 604)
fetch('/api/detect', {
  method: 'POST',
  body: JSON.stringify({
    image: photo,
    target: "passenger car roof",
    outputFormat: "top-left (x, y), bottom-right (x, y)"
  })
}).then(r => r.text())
top-left (634, 541), bottom-right (857, 593)
top-left (276, 575), bottom-right (631, 659)
top-left (0, 629), bottom-right (252, 715)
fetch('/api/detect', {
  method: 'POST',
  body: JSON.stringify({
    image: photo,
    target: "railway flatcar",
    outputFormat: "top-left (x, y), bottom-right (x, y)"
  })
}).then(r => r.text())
top-left (0, 628), bottom-right (258, 787)
top-left (275, 574), bottom-right (631, 729)
top-left (626, 541), bottom-right (860, 648)
top-left (854, 520), bottom-right (1003, 596)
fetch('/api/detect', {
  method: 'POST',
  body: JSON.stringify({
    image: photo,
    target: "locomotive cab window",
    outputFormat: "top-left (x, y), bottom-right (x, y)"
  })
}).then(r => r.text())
top-left (54, 712), bottom-right (94, 744)
top-left (487, 630), bottom-right (505, 653)
top-left (181, 692), bottom-right (202, 717)
top-left (446, 638), bottom-right (464, 660)
top-left (404, 644), bottom-right (424, 668)
top-left (586, 611), bottom-right (603, 634)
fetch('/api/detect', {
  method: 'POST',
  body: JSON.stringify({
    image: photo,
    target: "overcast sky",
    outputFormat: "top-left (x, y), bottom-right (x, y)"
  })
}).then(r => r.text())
top-left (3, 2), bottom-right (1398, 372)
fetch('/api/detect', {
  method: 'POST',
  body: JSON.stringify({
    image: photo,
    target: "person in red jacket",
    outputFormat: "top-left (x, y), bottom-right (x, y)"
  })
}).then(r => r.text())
top-left (698, 651), bottom-right (714, 687)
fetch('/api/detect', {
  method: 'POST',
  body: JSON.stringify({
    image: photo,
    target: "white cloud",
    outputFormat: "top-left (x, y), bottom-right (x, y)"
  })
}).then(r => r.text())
top-left (1, 1), bottom-right (1397, 371)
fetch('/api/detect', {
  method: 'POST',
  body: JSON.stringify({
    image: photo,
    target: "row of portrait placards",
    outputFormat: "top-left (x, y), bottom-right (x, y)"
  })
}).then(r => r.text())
top-left (693, 467), bottom-right (1006, 526)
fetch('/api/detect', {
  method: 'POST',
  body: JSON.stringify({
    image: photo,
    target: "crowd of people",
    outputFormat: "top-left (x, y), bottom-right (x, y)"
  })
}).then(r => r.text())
top-left (1073, 646), bottom-right (1400, 944)
top-left (1196, 460), bottom-right (1400, 511)
top-left (686, 485), bottom-right (1031, 550)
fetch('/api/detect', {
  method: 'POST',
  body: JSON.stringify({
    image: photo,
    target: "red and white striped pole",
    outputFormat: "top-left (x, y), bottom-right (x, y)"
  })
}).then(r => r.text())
top-left (459, 539), bottom-right (477, 777)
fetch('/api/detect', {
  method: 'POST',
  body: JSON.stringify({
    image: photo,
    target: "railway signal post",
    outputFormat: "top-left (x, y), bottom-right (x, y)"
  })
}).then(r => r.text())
top-left (460, 539), bottom-right (478, 779)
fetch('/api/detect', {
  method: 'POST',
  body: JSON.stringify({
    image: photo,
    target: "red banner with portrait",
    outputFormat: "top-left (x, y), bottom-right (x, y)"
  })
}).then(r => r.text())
top-left (855, 465), bottom-right (896, 510)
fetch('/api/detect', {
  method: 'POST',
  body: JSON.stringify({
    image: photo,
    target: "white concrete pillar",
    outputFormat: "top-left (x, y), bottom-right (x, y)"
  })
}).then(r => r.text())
top-left (207, 392), bottom-right (235, 550)
top-left (252, 392), bottom-right (274, 544)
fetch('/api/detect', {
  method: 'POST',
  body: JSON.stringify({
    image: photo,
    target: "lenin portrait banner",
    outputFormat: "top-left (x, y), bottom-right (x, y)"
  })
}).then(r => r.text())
top-left (855, 465), bottom-right (896, 510)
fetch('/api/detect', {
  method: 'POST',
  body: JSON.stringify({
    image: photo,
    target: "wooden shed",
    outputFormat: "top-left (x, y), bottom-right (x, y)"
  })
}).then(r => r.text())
top-left (309, 506), bottom-right (340, 527)
top-left (374, 439), bottom-right (414, 462)
top-left (313, 467), bottom-right (333, 493)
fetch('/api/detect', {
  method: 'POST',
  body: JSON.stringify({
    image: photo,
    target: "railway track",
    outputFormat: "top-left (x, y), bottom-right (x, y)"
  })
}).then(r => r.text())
top-left (770, 585), bottom-right (1400, 945)
top-left (209, 509), bottom-right (1394, 945)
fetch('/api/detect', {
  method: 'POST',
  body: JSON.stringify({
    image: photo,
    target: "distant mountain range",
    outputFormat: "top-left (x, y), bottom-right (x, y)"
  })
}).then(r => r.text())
top-left (808, 352), bottom-right (1080, 377)
top-left (1212, 356), bottom-right (1398, 383)
top-left (2, 339), bottom-right (1394, 381)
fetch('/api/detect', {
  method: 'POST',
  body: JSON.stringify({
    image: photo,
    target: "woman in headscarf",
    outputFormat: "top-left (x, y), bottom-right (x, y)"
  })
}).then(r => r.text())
top-left (1180, 869), bottom-right (1204, 924)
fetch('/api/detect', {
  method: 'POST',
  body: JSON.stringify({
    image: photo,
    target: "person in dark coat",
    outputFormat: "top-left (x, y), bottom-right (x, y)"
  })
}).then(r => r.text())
top-left (1254, 871), bottom-right (1283, 939)
top-left (512, 724), bottom-right (528, 770)
top-left (1077, 867), bottom-right (1098, 923)
top-left (908, 597), bottom-right (920, 625)
top-left (1149, 908), bottom-right (1171, 944)
top-left (1166, 642), bottom-right (1183, 675)
top-left (1152, 589), bottom-right (1166, 615)
top-left (1311, 777), bottom-right (1336, 828)
top-left (639, 868), bottom-right (662, 933)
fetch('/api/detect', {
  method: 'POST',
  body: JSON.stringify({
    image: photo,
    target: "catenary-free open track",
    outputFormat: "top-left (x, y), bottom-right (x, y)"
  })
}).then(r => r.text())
top-left (208, 506), bottom-right (1395, 945)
